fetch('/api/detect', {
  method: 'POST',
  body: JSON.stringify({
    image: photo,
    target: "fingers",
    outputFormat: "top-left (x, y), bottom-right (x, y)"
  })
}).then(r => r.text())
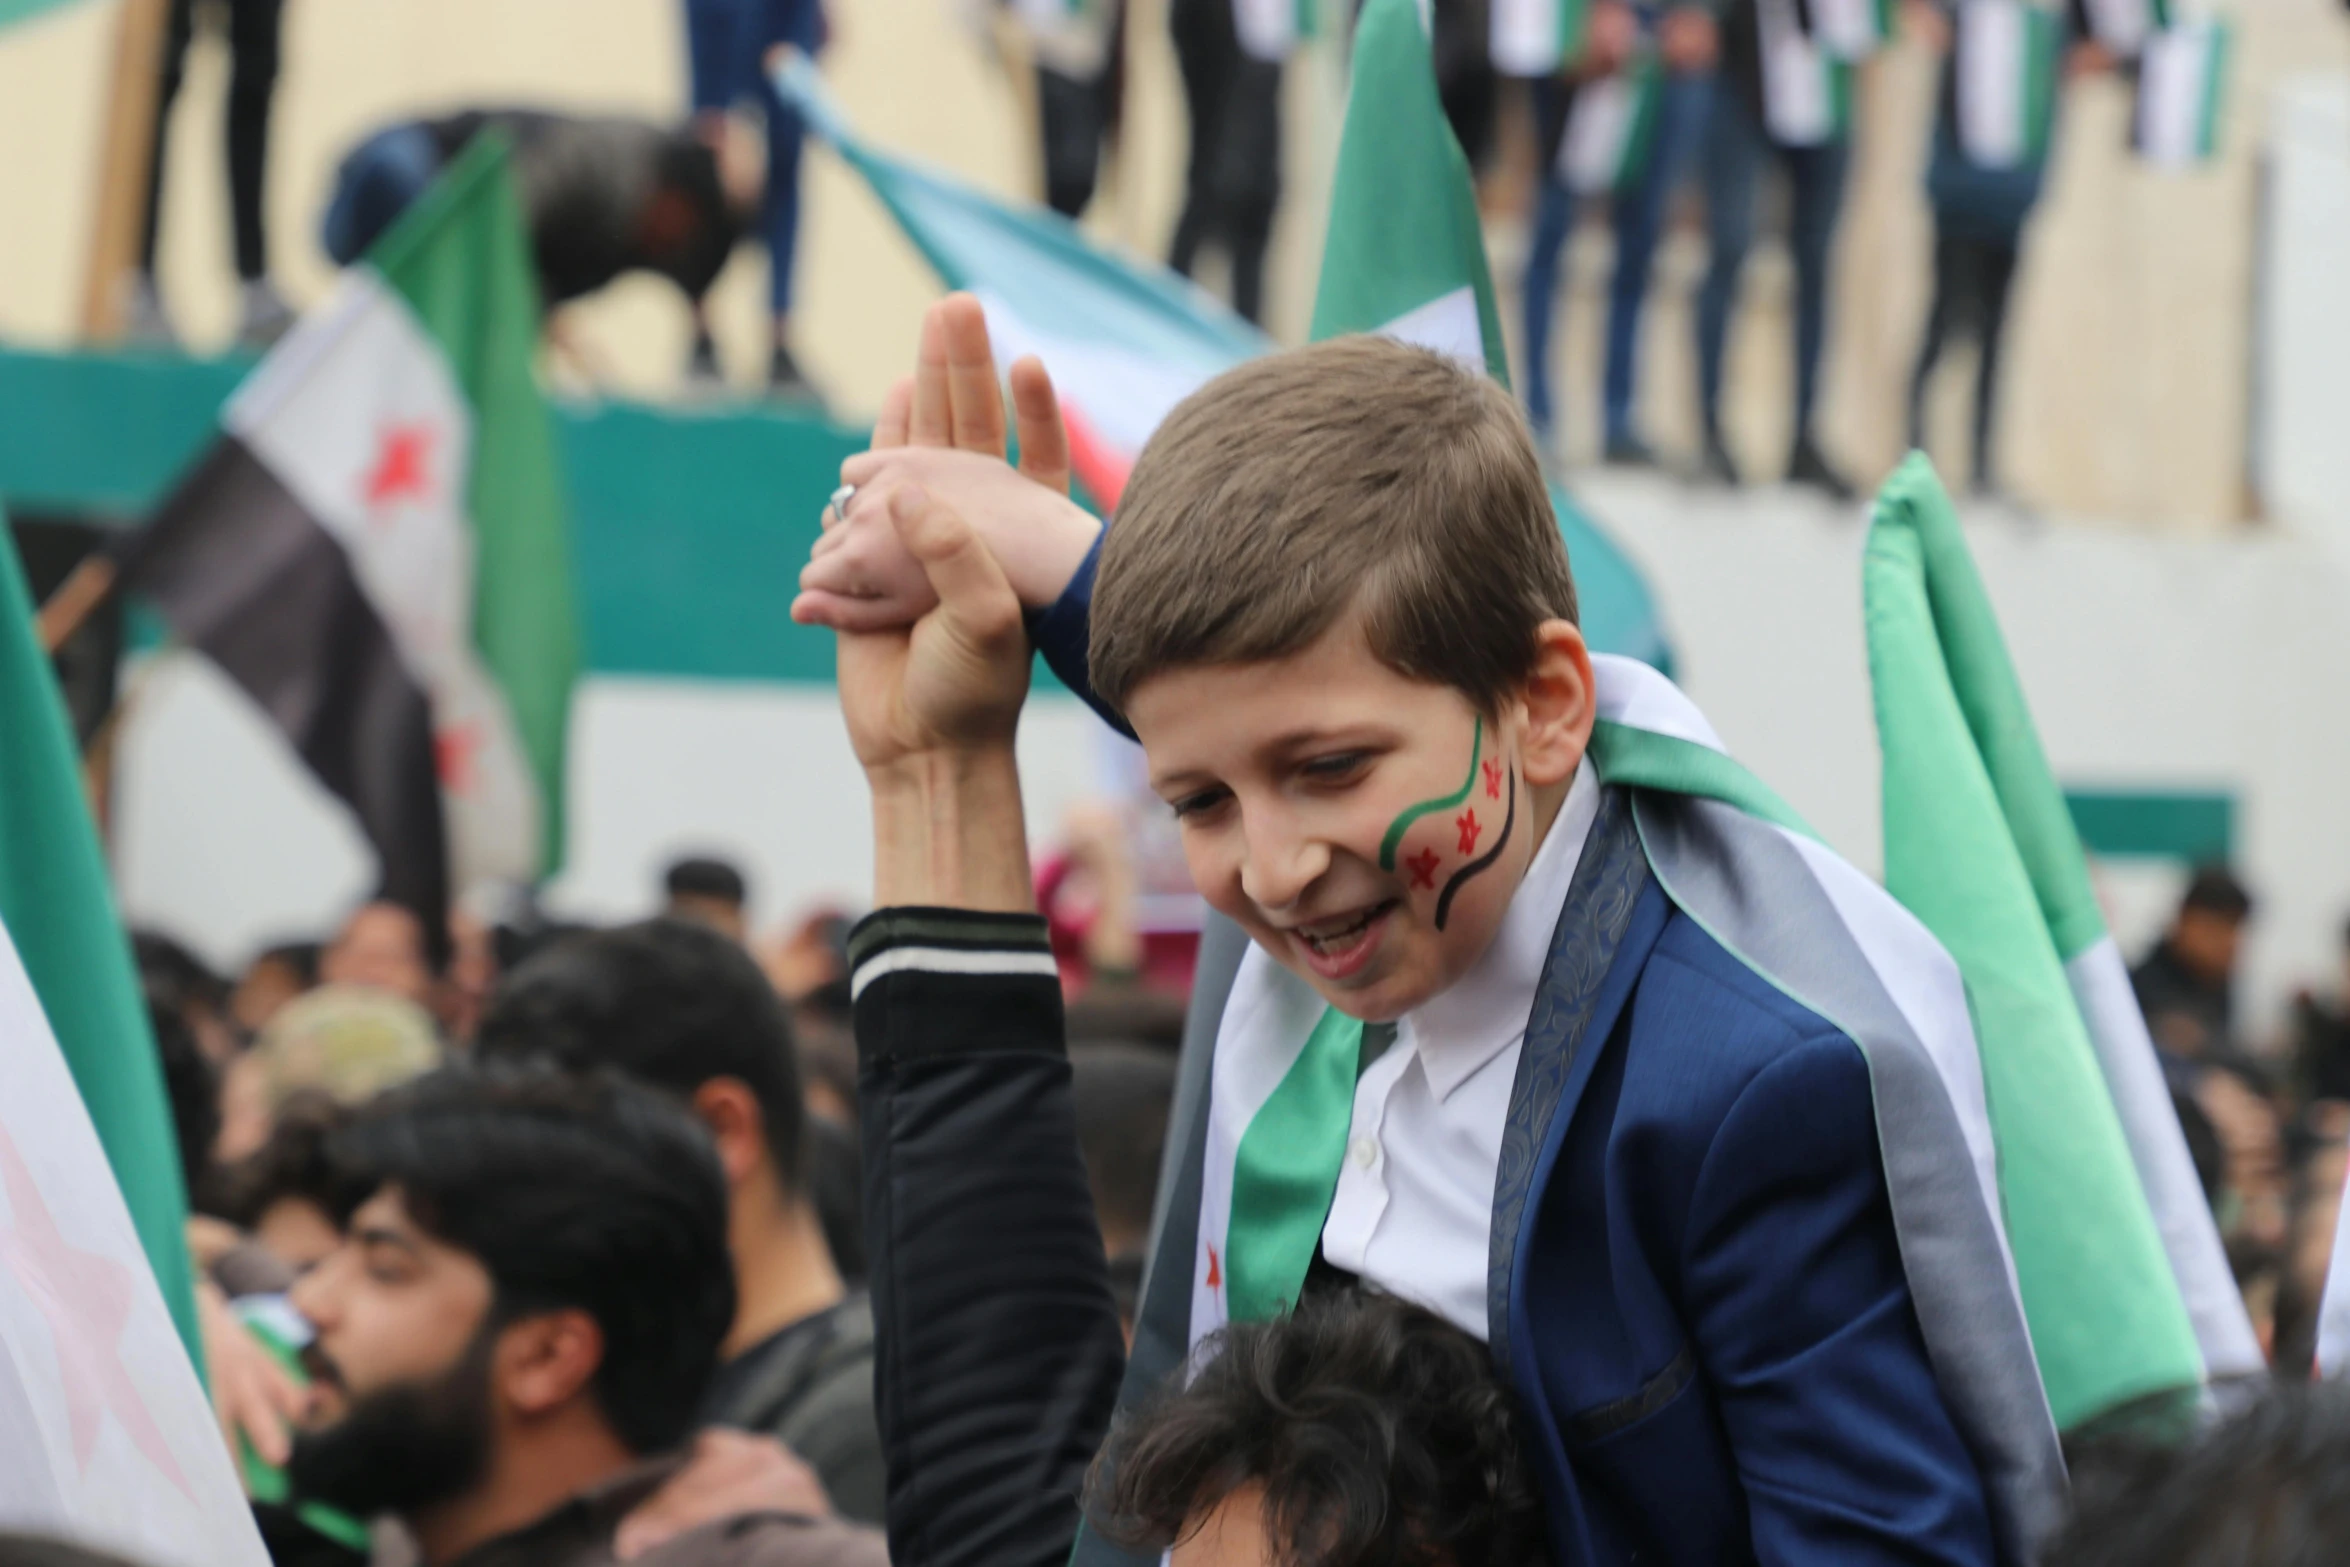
top-left (1009, 355), bottom-right (1071, 495)
top-left (888, 485), bottom-right (1022, 648)
top-left (872, 376), bottom-right (913, 451)
top-left (909, 307), bottom-right (953, 447)
top-left (940, 294), bottom-right (1007, 456)
top-left (793, 589), bottom-right (937, 631)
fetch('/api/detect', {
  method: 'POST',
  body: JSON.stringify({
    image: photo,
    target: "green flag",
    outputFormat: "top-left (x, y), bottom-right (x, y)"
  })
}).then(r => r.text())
top-left (1309, 0), bottom-right (1510, 381)
top-left (1864, 454), bottom-right (2206, 1429)
top-left (0, 520), bottom-right (203, 1368)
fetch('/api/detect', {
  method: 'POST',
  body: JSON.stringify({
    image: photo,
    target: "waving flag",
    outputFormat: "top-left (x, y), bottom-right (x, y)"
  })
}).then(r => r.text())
top-left (1557, 55), bottom-right (1666, 197)
top-left (2133, 18), bottom-right (2231, 168)
top-left (119, 135), bottom-right (580, 941)
top-left (1956, 0), bottom-right (2063, 169)
top-left (1865, 454), bottom-right (2244, 1427)
top-left (1490, 0), bottom-right (1589, 77)
top-left (0, 532), bottom-right (268, 1565)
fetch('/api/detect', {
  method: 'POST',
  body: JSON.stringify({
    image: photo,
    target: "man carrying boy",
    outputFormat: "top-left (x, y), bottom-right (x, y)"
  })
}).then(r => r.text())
top-left (801, 299), bottom-right (2065, 1565)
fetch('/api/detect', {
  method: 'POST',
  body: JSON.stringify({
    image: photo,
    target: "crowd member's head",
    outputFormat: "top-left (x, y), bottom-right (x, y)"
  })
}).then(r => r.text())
top-left (639, 130), bottom-right (743, 304)
top-left (1089, 337), bottom-right (1587, 1025)
top-left (212, 1093), bottom-right (363, 1274)
top-left (1070, 1046), bottom-right (1175, 1258)
top-left (2048, 1384), bottom-right (2350, 1566)
top-left (321, 901), bottom-right (436, 1008)
top-left (476, 920), bottom-right (832, 1349)
top-left (1093, 1290), bottom-right (1546, 1567)
top-left (2167, 866), bottom-right (2254, 988)
top-left (133, 930), bottom-right (238, 1065)
top-left (146, 996), bottom-right (220, 1207)
top-left (234, 939), bottom-right (321, 1034)
top-left (286, 1064), bottom-right (732, 1560)
top-left (663, 857), bottom-right (751, 943)
top-left (247, 984), bottom-right (441, 1117)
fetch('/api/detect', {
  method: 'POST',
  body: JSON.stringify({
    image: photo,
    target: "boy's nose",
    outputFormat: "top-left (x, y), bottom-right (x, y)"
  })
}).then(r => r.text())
top-left (1238, 816), bottom-right (1330, 912)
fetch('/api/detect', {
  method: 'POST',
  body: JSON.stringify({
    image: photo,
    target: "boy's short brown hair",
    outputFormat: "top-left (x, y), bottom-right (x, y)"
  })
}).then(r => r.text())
top-left (1088, 336), bottom-right (1576, 716)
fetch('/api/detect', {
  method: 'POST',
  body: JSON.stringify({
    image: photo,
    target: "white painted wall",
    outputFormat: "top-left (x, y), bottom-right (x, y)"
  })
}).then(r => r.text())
top-left (111, 475), bottom-right (2350, 1043)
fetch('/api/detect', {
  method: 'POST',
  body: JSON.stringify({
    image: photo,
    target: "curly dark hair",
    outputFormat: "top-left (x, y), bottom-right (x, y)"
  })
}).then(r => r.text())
top-left (1089, 1289), bottom-right (1548, 1567)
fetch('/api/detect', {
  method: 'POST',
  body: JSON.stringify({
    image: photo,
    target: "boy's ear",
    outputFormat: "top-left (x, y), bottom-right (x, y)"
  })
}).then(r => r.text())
top-left (1516, 620), bottom-right (1597, 788)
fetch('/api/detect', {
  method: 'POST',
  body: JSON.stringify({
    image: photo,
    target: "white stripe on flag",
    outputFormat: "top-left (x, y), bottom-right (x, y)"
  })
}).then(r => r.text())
top-left (847, 946), bottom-right (1062, 999)
top-left (1374, 286), bottom-right (1487, 371)
top-left (1561, 75), bottom-right (1638, 194)
top-left (1592, 653), bottom-right (1729, 749)
top-left (1491, 0), bottom-right (1564, 75)
top-left (1958, 0), bottom-right (2029, 168)
top-left (2136, 22), bottom-right (2212, 167)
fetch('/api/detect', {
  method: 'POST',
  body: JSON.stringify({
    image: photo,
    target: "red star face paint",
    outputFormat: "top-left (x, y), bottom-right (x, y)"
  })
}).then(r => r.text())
top-left (1376, 717), bottom-right (1518, 932)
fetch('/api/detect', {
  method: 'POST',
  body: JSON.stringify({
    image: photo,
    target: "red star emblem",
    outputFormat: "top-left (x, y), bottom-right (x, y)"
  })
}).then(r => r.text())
top-left (434, 722), bottom-right (481, 792)
top-left (1455, 810), bottom-right (1482, 855)
top-left (1405, 846), bottom-right (1442, 889)
top-left (363, 420), bottom-right (436, 511)
top-left (0, 1124), bottom-right (193, 1499)
top-left (1482, 759), bottom-right (1503, 799)
top-left (1205, 1244), bottom-right (1221, 1289)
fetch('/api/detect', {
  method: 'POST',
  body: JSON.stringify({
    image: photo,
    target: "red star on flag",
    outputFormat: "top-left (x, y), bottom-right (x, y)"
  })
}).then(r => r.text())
top-left (363, 421), bottom-right (436, 511)
top-left (0, 1124), bottom-right (192, 1499)
top-left (1205, 1244), bottom-right (1221, 1289)
top-left (434, 722), bottom-right (481, 792)
top-left (1405, 846), bottom-right (1442, 889)
top-left (1455, 809), bottom-right (1482, 855)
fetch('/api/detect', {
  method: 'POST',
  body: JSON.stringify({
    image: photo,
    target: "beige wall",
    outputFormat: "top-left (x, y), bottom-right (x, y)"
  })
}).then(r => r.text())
top-left (2, 0), bottom-right (2342, 523)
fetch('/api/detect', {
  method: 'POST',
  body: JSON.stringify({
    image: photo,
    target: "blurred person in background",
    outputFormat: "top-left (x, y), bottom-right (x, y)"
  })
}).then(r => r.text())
top-left (215, 979), bottom-right (443, 1162)
top-left (477, 921), bottom-right (884, 1525)
top-left (1905, 1), bottom-right (2107, 503)
top-left (1007, 0), bottom-right (1127, 218)
top-left (134, 931), bottom-right (241, 1065)
top-left (285, 1064), bottom-right (881, 1567)
top-left (2132, 864), bottom-right (2255, 1067)
top-left (1166, 0), bottom-right (1286, 323)
top-left (666, 856), bottom-right (753, 942)
top-left (2290, 914), bottom-right (2350, 1104)
top-left (319, 900), bottom-right (437, 1010)
top-left (1694, 0), bottom-right (1858, 497)
top-left (234, 939), bottom-right (321, 1035)
top-left (1518, 0), bottom-right (1720, 465)
top-left (209, 1093), bottom-right (360, 1276)
top-left (126, 0), bottom-right (296, 347)
top-left (322, 111), bottom-right (743, 348)
top-left (1068, 1042), bottom-right (1175, 1340)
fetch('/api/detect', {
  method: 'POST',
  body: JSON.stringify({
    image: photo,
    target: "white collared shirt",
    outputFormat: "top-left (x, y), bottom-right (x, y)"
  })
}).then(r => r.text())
top-left (1319, 761), bottom-right (1601, 1339)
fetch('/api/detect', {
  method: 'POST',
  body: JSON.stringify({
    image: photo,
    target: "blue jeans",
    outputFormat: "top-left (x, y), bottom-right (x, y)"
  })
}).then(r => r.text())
top-left (321, 123), bottom-right (441, 266)
top-left (1694, 87), bottom-right (1849, 445)
top-left (685, 0), bottom-right (822, 315)
top-left (1520, 69), bottom-right (1714, 444)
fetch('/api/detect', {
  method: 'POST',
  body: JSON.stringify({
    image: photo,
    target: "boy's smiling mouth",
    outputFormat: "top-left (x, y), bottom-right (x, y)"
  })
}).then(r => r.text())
top-left (1288, 899), bottom-right (1401, 982)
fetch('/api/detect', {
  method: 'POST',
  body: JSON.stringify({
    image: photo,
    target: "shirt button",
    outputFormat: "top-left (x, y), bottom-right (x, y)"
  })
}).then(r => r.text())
top-left (1350, 1136), bottom-right (1379, 1170)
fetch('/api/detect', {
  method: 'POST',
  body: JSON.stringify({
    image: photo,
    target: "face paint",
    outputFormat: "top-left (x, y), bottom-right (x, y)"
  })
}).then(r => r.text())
top-left (1378, 718), bottom-right (1519, 932)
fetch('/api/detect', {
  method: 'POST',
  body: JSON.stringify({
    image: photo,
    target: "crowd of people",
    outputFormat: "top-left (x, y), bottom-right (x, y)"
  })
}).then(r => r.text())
top-left (17, 291), bottom-right (2333, 1567)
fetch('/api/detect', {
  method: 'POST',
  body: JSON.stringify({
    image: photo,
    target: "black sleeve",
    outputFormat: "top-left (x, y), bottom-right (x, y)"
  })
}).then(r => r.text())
top-left (851, 909), bottom-right (1128, 1567)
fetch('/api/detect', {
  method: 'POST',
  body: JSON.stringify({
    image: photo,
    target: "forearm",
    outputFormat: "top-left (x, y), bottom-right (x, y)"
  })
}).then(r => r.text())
top-left (851, 913), bottom-right (1127, 1567)
top-left (868, 746), bottom-right (1035, 914)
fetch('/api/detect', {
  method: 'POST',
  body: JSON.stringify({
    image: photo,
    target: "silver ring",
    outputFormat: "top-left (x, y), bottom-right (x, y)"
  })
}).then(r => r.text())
top-left (827, 483), bottom-right (857, 522)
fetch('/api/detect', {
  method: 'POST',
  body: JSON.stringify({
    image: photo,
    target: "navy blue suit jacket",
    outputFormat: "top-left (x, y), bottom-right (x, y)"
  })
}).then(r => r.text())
top-left (1036, 543), bottom-right (2007, 1567)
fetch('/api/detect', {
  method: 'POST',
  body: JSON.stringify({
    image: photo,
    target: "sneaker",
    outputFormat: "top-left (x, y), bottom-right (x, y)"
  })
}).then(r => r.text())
top-left (1697, 431), bottom-right (1743, 488)
top-left (121, 272), bottom-right (178, 349)
top-left (1786, 434), bottom-right (1856, 502)
top-left (235, 279), bottom-right (298, 350)
top-left (768, 343), bottom-right (822, 407)
top-left (1602, 431), bottom-right (1661, 470)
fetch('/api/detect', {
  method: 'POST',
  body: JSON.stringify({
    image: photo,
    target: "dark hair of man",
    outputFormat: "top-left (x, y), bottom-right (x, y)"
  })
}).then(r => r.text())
top-left (2048, 1384), bottom-right (2350, 1567)
top-left (145, 994), bottom-right (220, 1207)
top-left (2178, 865), bottom-right (2253, 922)
top-left (1089, 336), bottom-right (1575, 717)
top-left (133, 930), bottom-right (231, 1018)
top-left (213, 1091), bottom-right (366, 1231)
top-left (329, 1062), bottom-right (735, 1454)
top-left (665, 855), bottom-right (750, 908)
top-left (474, 919), bottom-right (806, 1189)
top-left (1091, 1290), bottom-right (1548, 1567)
top-left (1069, 1043), bottom-right (1176, 1252)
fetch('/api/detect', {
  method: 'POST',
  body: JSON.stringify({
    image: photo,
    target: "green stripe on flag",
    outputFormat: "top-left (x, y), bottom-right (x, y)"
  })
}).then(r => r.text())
top-left (2195, 22), bottom-right (2230, 158)
top-left (0, 0), bottom-right (83, 29)
top-left (0, 515), bottom-right (205, 1371)
top-left (1587, 721), bottom-right (1816, 838)
top-left (2064, 791), bottom-right (2233, 863)
top-left (2022, 7), bottom-right (2060, 163)
top-left (1226, 1007), bottom-right (1365, 1321)
top-left (1310, 0), bottom-right (1510, 386)
top-left (368, 133), bottom-right (582, 877)
top-left (1865, 454), bottom-right (2202, 1430)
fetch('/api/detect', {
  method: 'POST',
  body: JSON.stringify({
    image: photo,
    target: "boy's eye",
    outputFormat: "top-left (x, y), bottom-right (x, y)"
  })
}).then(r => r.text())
top-left (1169, 786), bottom-right (1232, 821)
top-left (1300, 752), bottom-right (1370, 784)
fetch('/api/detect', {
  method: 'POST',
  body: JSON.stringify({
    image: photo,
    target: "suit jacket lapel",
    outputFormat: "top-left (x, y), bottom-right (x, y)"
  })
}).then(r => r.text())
top-left (1485, 783), bottom-right (1663, 1364)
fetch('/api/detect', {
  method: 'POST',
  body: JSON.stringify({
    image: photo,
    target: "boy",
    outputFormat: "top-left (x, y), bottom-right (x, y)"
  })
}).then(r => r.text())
top-left (801, 298), bottom-right (2063, 1565)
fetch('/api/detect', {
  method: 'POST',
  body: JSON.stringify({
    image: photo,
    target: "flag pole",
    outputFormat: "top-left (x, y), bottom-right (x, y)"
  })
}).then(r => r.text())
top-left (77, 0), bottom-right (175, 342)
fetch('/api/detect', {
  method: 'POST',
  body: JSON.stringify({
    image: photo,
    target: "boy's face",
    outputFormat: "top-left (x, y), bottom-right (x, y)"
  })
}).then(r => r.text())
top-left (1128, 623), bottom-right (1566, 1023)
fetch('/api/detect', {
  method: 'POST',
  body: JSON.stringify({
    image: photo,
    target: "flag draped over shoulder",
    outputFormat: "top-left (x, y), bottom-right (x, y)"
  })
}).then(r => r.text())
top-left (0, 532), bottom-right (267, 1566)
top-left (1864, 453), bottom-right (2248, 1428)
top-left (120, 135), bottom-right (579, 939)
top-left (0, 522), bottom-right (201, 1368)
